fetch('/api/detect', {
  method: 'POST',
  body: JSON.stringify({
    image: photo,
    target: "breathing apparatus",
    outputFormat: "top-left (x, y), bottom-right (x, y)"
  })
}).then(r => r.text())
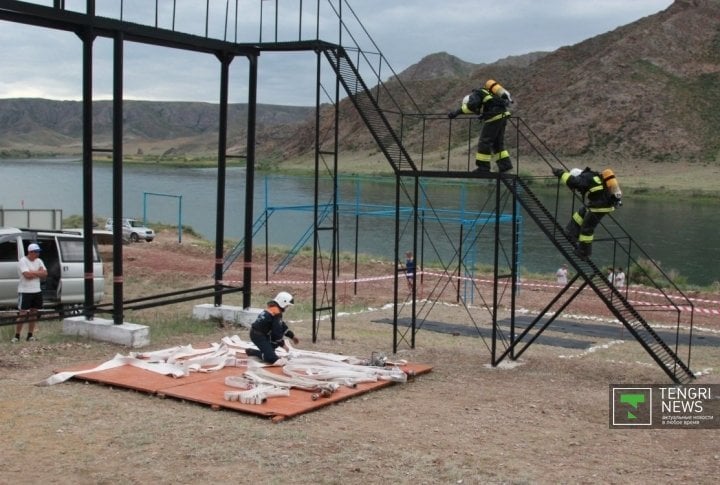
top-left (602, 168), bottom-right (623, 206)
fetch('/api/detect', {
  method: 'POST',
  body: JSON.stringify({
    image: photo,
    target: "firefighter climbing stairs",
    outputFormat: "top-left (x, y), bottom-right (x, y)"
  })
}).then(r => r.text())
top-left (502, 176), bottom-right (695, 384)
top-left (321, 42), bottom-right (694, 384)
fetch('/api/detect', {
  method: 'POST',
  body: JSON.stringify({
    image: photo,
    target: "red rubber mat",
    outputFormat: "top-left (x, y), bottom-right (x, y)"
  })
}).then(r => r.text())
top-left (57, 358), bottom-right (432, 422)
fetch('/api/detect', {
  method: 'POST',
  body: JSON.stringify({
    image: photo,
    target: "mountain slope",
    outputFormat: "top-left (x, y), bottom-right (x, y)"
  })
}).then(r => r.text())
top-left (307, 0), bottom-right (720, 164)
top-left (1, 0), bottom-right (719, 166)
top-left (0, 99), bottom-right (313, 159)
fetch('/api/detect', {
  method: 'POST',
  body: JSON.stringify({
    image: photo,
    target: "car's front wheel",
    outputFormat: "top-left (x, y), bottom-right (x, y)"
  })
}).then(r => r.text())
top-left (130, 233), bottom-right (139, 243)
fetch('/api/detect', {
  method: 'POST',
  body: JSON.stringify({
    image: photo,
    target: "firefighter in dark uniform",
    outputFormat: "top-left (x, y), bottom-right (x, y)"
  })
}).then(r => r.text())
top-left (553, 166), bottom-right (623, 259)
top-left (246, 291), bottom-right (299, 365)
top-left (448, 79), bottom-right (513, 174)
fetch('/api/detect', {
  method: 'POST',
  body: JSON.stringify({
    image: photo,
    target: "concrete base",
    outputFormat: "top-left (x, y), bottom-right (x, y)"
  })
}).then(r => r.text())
top-left (192, 304), bottom-right (262, 328)
top-left (63, 317), bottom-right (150, 348)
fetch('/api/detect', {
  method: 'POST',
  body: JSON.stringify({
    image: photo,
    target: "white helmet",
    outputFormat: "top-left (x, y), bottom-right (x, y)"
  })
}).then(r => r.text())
top-left (569, 168), bottom-right (582, 177)
top-left (273, 291), bottom-right (294, 309)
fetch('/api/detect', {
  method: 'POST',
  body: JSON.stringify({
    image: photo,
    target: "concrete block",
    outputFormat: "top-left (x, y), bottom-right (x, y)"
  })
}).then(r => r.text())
top-left (63, 316), bottom-right (150, 348)
top-left (192, 303), bottom-right (262, 328)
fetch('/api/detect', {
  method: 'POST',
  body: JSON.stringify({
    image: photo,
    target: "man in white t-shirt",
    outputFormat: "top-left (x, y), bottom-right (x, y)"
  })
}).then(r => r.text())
top-left (614, 267), bottom-right (626, 289)
top-left (555, 264), bottom-right (568, 285)
top-left (14, 243), bottom-right (47, 343)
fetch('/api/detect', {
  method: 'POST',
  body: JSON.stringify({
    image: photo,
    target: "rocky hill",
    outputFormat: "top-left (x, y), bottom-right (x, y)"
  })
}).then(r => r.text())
top-left (1, 0), bottom-right (718, 166)
top-left (302, 0), bottom-right (720, 166)
top-left (0, 98), bottom-right (313, 160)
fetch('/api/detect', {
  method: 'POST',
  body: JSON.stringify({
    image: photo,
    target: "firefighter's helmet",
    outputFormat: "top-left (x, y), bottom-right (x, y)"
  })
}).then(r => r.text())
top-left (273, 291), bottom-right (294, 309)
top-left (570, 168), bottom-right (582, 177)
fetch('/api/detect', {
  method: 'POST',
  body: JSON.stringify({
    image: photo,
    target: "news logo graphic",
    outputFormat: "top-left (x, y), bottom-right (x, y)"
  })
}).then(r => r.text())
top-left (610, 384), bottom-right (719, 429)
top-left (611, 387), bottom-right (652, 427)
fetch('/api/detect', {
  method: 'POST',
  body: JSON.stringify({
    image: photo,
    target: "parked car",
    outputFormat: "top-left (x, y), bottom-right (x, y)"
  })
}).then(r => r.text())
top-left (104, 218), bottom-right (155, 242)
top-left (0, 227), bottom-right (105, 312)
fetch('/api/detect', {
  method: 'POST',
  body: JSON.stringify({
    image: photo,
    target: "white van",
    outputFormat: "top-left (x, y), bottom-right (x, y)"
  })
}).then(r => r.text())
top-left (0, 227), bottom-right (105, 312)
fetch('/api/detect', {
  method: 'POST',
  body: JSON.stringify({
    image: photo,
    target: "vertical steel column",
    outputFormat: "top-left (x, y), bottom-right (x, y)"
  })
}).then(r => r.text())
top-left (242, 54), bottom-right (258, 309)
top-left (111, 31), bottom-right (124, 325)
top-left (392, 172), bottom-right (400, 352)
top-left (80, 25), bottom-right (95, 320)
top-left (410, 175), bottom-right (418, 348)
top-left (510, 178), bottom-right (519, 359)
top-left (491, 176), bottom-right (501, 362)
top-left (310, 47), bottom-right (339, 342)
top-left (312, 50), bottom-right (322, 342)
top-left (213, 52), bottom-right (232, 307)
top-left (331, 49), bottom-right (339, 340)
top-left (457, 225), bottom-right (463, 303)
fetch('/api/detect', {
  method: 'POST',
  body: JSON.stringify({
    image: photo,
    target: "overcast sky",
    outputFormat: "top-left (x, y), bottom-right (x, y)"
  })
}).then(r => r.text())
top-left (0, 0), bottom-right (673, 106)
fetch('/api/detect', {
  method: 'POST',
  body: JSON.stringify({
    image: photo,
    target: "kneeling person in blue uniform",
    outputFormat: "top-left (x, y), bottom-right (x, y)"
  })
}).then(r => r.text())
top-left (246, 291), bottom-right (299, 365)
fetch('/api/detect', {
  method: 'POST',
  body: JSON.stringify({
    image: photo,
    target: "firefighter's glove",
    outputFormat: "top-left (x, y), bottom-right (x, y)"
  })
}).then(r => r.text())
top-left (448, 109), bottom-right (461, 119)
top-left (552, 167), bottom-right (565, 177)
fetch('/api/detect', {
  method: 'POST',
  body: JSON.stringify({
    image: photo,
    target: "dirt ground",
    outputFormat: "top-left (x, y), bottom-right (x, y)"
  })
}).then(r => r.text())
top-left (1, 231), bottom-right (719, 484)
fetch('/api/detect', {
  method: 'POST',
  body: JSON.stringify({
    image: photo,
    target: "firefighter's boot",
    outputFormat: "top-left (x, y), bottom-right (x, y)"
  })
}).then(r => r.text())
top-left (496, 157), bottom-right (513, 173)
top-left (575, 242), bottom-right (591, 260)
top-left (472, 162), bottom-right (491, 174)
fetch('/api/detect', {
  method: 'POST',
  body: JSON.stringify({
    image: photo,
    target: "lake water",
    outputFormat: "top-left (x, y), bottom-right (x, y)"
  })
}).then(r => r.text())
top-left (1, 159), bottom-right (717, 286)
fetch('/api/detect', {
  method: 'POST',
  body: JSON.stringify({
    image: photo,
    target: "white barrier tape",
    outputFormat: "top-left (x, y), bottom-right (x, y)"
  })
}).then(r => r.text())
top-left (627, 288), bottom-right (720, 306)
top-left (221, 274), bottom-right (399, 286)
top-left (220, 270), bottom-right (719, 314)
top-left (628, 300), bottom-right (720, 315)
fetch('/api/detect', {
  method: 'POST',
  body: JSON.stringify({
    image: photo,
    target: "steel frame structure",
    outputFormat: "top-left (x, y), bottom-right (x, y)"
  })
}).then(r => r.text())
top-left (0, 1), bottom-right (695, 383)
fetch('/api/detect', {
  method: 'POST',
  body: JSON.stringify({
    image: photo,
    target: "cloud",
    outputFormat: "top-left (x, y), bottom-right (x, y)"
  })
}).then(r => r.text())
top-left (0, 0), bottom-right (673, 106)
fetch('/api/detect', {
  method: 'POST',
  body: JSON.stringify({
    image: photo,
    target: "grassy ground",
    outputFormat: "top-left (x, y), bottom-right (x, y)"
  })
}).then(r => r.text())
top-left (1, 229), bottom-right (719, 483)
top-left (1, 301), bottom-right (719, 484)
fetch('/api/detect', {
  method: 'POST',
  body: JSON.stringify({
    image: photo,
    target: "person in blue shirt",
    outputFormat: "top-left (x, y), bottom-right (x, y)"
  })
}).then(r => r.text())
top-left (403, 250), bottom-right (416, 291)
top-left (245, 291), bottom-right (298, 365)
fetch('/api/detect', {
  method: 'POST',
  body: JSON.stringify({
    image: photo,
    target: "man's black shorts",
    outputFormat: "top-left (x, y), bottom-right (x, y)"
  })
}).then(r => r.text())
top-left (18, 292), bottom-right (43, 311)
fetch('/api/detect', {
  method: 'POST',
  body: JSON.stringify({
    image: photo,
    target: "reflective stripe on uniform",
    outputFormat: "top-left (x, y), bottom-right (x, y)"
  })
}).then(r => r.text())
top-left (484, 111), bottom-right (510, 123)
top-left (496, 150), bottom-right (510, 160)
top-left (475, 152), bottom-right (492, 162)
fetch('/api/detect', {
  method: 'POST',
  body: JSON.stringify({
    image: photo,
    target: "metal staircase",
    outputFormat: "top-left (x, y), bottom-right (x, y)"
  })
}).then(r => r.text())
top-left (323, 46), bottom-right (417, 173)
top-left (320, 38), bottom-right (694, 384)
top-left (501, 176), bottom-right (695, 384)
top-left (220, 209), bottom-right (277, 275)
top-left (274, 203), bottom-right (334, 274)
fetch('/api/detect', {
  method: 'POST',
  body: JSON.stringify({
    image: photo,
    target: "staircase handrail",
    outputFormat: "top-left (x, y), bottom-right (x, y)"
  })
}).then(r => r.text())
top-left (326, 0), bottom-right (423, 114)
